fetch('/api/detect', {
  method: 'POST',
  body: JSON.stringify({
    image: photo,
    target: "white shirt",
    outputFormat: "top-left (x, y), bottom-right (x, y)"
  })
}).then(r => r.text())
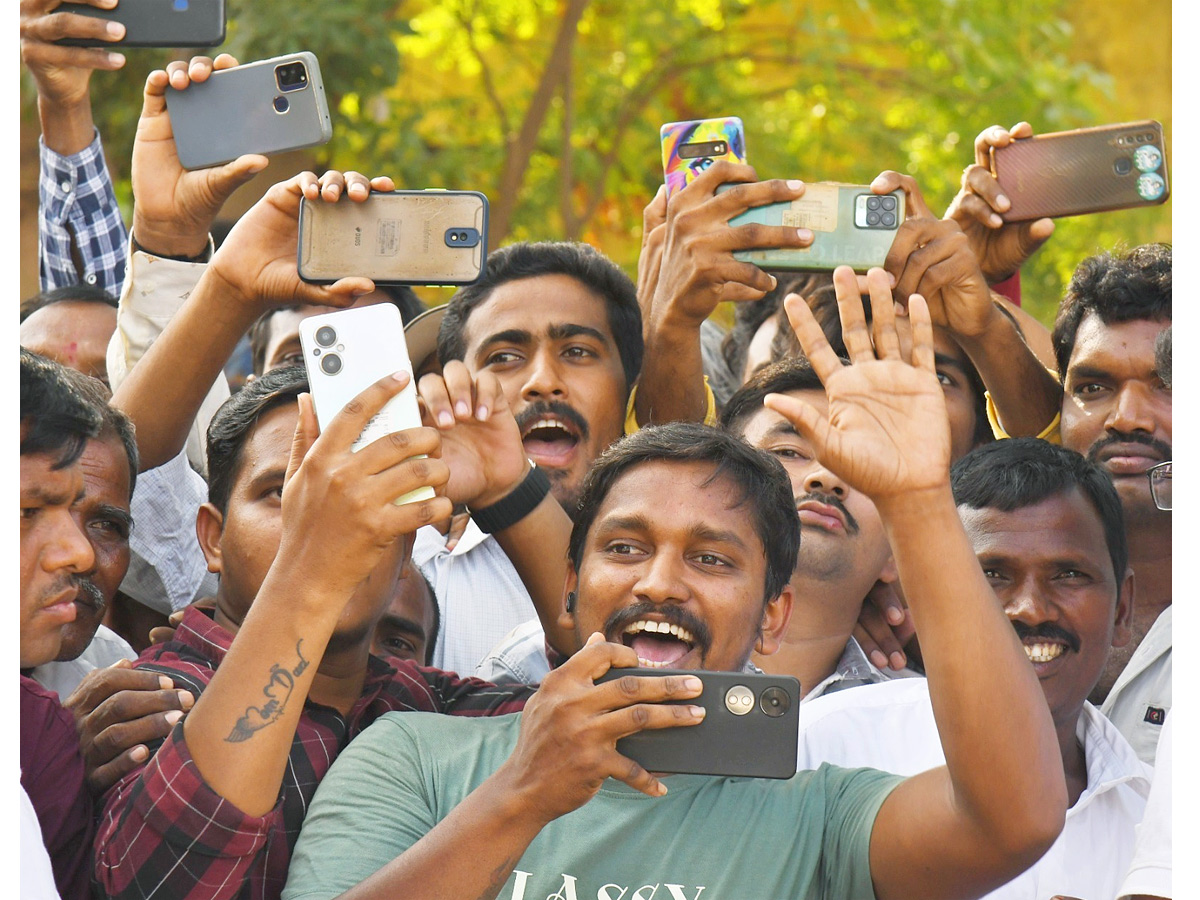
top-left (21, 778), bottom-right (61, 900)
top-left (413, 519), bottom-right (536, 676)
top-left (1102, 604), bottom-right (1172, 765)
top-left (798, 677), bottom-right (1152, 900)
top-left (1118, 709), bottom-right (1172, 899)
top-left (29, 624), bottom-right (136, 699)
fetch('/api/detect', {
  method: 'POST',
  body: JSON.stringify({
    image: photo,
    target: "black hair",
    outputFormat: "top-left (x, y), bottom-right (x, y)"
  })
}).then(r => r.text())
top-left (20, 283), bottom-right (118, 324)
top-left (20, 349), bottom-right (103, 469)
top-left (1052, 243), bottom-right (1172, 379)
top-left (66, 372), bottom-right (140, 497)
top-left (206, 365), bottom-right (308, 514)
top-left (719, 274), bottom-right (829, 382)
top-left (247, 288), bottom-right (426, 377)
top-left (568, 423), bottom-right (800, 605)
top-left (720, 356), bottom-right (831, 438)
top-left (1155, 325), bottom-right (1171, 390)
top-left (437, 241), bottom-right (643, 392)
top-left (950, 437), bottom-right (1128, 584)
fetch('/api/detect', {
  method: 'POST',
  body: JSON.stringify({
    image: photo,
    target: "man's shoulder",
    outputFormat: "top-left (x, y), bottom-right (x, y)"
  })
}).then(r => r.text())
top-left (1079, 703), bottom-right (1154, 796)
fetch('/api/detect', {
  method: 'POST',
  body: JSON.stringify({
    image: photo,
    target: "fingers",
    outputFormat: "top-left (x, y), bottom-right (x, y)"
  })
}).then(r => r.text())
top-left (780, 291), bottom-right (843, 381)
top-left (592, 670), bottom-right (704, 711)
top-left (318, 170), bottom-right (379, 202)
top-left (285, 392), bottom-right (320, 485)
top-left (763, 391), bottom-right (832, 459)
top-left (961, 165), bottom-right (1010, 221)
top-left (676, 160), bottom-right (759, 204)
top-left (62, 666), bottom-right (175, 719)
top-left (642, 184), bottom-right (668, 235)
top-left (23, 8), bottom-right (125, 44)
top-left (853, 611), bottom-right (909, 670)
top-left (864, 268), bottom-right (902, 361)
top-left (708, 178), bottom-right (805, 219)
top-left (831, 267), bottom-right (874, 363)
top-left (88, 745), bottom-right (152, 795)
top-left (350, 423), bottom-right (442, 476)
top-left (870, 170), bottom-right (931, 219)
top-left (209, 154), bottom-right (270, 193)
top-left (907, 295), bottom-right (936, 374)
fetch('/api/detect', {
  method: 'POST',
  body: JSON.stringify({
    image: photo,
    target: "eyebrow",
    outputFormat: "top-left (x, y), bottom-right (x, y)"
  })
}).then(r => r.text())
top-left (547, 323), bottom-right (610, 345)
top-left (246, 467), bottom-right (288, 491)
top-left (24, 484), bottom-right (77, 506)
top-left (95, 504), bottom-right (134, 529)
top-left (934, 352), bottom-right (970, 376)
top-left (1065, 364), bottom-right (1115, 382)
top-left (596, 515), bottom-right (749, 551)
top-left (477, 323), bottom-right (612, 354)
top-left (764, 420), bottom-right (802, 440)
top-left (378, 613), bottom-right (427, 639)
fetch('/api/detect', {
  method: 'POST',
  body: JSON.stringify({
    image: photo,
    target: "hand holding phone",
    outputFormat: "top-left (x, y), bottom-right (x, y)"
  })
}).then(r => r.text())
top-left (54, 0), bottom-right (225, 48)
top-left (165, 51), bottom-right (332, 170)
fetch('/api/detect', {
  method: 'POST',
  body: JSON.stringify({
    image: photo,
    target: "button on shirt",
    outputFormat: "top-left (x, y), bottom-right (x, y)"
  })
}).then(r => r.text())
top-left (797, 677), bottom-right (1152, 900)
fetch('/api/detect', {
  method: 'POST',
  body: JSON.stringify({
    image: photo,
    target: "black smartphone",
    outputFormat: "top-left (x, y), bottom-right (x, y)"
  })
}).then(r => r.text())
top-left (594, 668), bottom-right (800, 779)
top-left (55, 0), bottom-right (226, 48)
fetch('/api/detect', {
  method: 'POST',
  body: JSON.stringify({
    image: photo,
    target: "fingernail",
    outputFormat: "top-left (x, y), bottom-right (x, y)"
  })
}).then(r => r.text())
top-left (871, 176), bottom-right (886, 190)
top-left (797, 228), bottom-right (813, 242)
top-left (454, 401), bottom-right (470, 418)
top-left (890, 652), bottom-right (906, 670)
top-left (392, 371), bottom-right (408, 381)
top-left (886, 607), bottom-right (904, 625)
top-left (437, 411), bottom-right (454, 428)
top-left (109, 53), bottom-right (125, 67)
top-left (164, 710), bottom-right (184, 726)
top-left (158, 676), bottom-right (174, 690)
top-left (887, 272), bottom-right (897, 287)
top-left (871, 650), bottom-right (888, 668)
top-left (178, 690), bottom-right (195, 710)
top-left (996, 193), bottom-right (1011, 210)
top-left (683, 676), bottom-right (703, 692)
top-left (786, 179), bottom-right (804, 190)
top-left (690, 705), bottom-right (707, 719)
top-left (475, 405), bottom-right (489, 421)
top-left (654, 781), bottom-right (668, 796)
top-left (131, 745), bottom-right (149, 762)
top-left (106, 22), bottom-right (125, 37)
top-left (769, 275), bottom-right (778, 289)
top-left (990, 213), bottom-right (1003, 227)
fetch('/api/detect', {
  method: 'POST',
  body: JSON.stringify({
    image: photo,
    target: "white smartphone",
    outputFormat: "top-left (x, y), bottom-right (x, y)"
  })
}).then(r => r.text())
top-left (298, 304), bottom-right (435, 506)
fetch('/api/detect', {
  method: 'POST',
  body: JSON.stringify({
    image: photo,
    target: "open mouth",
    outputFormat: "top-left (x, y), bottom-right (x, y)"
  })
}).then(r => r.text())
top-left (520, 415), bottom-right (582, 468)
top-left (620, 619), bottom-right (697, 668)
top-left (1022, 640), bottom-right (1068, 665)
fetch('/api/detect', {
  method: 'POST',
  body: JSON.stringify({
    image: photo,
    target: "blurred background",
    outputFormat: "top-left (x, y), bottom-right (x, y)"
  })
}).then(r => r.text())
top-left (19, 0), bottom-right (1171, 327)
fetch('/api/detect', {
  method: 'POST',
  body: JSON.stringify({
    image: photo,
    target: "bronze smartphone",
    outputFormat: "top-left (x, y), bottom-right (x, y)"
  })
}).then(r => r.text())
top-left (594, 668), bottom-right (800, 779)
top-left (990, 120), bottom-right (1169, 221)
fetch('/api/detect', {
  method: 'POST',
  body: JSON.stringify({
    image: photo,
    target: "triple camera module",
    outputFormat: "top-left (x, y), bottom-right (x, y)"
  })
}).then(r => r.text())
top-left (313, 324), bottom-right (341, 375)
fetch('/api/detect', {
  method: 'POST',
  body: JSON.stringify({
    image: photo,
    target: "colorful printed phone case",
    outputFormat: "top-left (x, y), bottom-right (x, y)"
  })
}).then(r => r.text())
top-left (661, 117), bottom-right (746, 195)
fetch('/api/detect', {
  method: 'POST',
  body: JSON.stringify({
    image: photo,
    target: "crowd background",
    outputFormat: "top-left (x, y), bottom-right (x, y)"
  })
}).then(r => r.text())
top-left (18, 0), bottom-right (1171, 326)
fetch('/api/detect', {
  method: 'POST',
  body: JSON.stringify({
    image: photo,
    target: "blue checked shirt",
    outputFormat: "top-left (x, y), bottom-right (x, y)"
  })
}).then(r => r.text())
top-left (39, 129), bottom-right (129, 295)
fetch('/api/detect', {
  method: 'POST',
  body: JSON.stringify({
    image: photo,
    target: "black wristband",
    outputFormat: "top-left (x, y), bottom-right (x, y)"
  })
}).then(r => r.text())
top-left (131, 233), bottom-right (212, 264)
top-left (469, 465), bottom-right (551, 534)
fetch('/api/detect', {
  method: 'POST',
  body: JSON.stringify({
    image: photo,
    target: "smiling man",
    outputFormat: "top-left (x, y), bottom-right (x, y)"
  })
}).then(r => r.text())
top-left (798, 437), bottom-right (1149, 900)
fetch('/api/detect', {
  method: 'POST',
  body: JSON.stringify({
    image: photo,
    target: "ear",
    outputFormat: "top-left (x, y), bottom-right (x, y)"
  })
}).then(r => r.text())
top-left (558, 563), bottom-right (579, 636)
top-left (195, 502), bottom-right (225, 575)
top-left (755, 582), bottom-right (794, 657)
top-left (1111, 566), bottom-right (1135, 649)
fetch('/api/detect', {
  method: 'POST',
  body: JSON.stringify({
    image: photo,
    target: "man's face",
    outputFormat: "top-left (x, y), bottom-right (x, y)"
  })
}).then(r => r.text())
top-left (567, 459), bottom-right (791, 672)
top-left (57, 434), bottom-right (133, 662)
top-left (20, 301), bottom-right (117, 387)
top-left (461, 274), bottom-right (628, 512)
top-left (1060, 314), bottom-right (1171, 523)
top-left (20, 441), bottom-right (95, 669)
top-left (738, 391), bottom-right (891, 594)
top-left (370, 568), bottom-right (438, 665)
top-left (961, 489), bottom-right (1131, 729)
top-left (200, 404), bottom-right (411, 643)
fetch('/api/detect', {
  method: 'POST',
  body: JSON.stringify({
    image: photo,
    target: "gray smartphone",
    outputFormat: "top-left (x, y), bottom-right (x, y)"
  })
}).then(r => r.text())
top-left (720, 182), bottom-right (905, 273)
top-left (55, 0), bottom-right (225, 48)
top-left (165, 52), bottom-right (332, 170)
top-left (297, 190), bottom-right (489, 287)
top-left (594, 668), bottom-right (800, 779)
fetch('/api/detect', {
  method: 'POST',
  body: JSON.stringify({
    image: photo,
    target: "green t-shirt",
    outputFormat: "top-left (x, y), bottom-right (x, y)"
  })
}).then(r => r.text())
top-left (283, 711), bottom-right (902, 900)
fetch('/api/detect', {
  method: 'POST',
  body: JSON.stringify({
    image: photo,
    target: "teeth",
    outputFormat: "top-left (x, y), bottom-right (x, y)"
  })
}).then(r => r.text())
top-left (528, 418), bottom-right (570, 434)
top-left (1024, 642), bottom-right (1066, 664)
top-left (622, 620), bottom-right (695, 644)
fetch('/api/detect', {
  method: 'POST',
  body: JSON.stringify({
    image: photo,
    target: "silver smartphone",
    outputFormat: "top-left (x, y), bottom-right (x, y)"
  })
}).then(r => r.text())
top-left (298, 304), bottom-right (435, 507)
top-left (165, 52), bottom-right (332, 170)
top-left (55, 0), bottom-right (226, 48)
top-left (298, 190), bottom-right (488, 286)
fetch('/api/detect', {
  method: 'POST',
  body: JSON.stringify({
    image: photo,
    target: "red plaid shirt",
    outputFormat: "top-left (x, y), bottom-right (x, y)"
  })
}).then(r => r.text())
top-left (95, 607), bottom-right (533, 900)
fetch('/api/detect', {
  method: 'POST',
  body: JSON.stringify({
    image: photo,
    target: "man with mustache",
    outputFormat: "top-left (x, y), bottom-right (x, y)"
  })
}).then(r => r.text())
top-left (20, 349), bottom-right (104, 900)
top-left (798, 437), bottom-right (1149, 900)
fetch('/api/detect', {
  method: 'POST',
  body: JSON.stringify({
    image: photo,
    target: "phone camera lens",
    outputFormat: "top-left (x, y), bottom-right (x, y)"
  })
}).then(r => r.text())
top-left (273, 96), bottom-right (289, 114)
top-left (760, 686), bottom-right (790, 718)
top-left (880, 196), bottom-right (896, 211)
top-left (866, 196), bottom-right (881, 211)
top-left (866, 211), bottom-right (881, 226)
top-left (714, 143), bottom-right (726, 154)
top-left (320, 353), bottom-right (342, 375)
top-left (881, 212), bottom-right (896, 227)
top-left (275, 62), bottom-right (310, 93)
top-left (315, 325), bottom-right (337, 347)
top-left (1114, 157), bottom-right (1133, 176)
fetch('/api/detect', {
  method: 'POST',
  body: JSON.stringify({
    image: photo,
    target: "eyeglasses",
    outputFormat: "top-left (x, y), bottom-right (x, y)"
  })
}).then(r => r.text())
top-left (1147, 461), bottom-right (1171, 511)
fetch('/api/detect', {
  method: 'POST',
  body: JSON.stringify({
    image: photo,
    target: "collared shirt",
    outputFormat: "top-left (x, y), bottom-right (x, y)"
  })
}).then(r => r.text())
top-left (797, 677), bottom-right (1153, 900)
top-left (38, 130), bottom-right (128, 295)
top-left (804, 637), bottom-right (915, 701)
top-left (29, 624), bottom-right (135, 699)
top-left (95, 606), bottom-right (533, 900)
top-left (1118, 709), bottom-right (1172, 899)
top-left (1102, 604), bottom-right (1172, 765)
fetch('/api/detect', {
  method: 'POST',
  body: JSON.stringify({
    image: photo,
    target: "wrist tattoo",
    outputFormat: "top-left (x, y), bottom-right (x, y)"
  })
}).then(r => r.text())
top-left (226, 640), bottom-right (309, 743)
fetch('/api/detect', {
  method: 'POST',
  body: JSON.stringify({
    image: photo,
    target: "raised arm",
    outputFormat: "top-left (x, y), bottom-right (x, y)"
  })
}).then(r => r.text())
top-left (765, 267), bottom-right (1066, 900)
top-left (635, 162), bottom-right (810, 425)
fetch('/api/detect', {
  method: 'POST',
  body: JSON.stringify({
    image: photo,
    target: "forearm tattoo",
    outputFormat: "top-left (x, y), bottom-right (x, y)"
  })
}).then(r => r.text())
top-left (226, 640), bottom-right (310, 743)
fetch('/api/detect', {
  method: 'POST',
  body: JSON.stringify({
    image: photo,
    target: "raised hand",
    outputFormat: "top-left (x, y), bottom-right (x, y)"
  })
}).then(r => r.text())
top-left (206, 169), bottom-right (390, 313)
top-left (131, 54), bottom-right (269, 258)
top-left (944, 122), bottom-right (1055, 283)
top-left (764, 267), bottom-right (951, 502)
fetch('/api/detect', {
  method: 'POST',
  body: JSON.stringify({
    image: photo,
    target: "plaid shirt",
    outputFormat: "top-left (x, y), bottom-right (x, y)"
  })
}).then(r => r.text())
top-left (38, 129), bottom-right (128, 296)
top-left (95, 607), bottom-right (534, 900)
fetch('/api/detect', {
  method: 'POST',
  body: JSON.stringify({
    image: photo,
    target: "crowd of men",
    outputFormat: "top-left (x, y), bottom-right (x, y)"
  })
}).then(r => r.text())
top-left (20, 5), bottom-right (1171, 900)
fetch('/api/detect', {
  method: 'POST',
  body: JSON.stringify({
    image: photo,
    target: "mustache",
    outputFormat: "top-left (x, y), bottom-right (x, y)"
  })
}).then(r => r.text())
top-left (1011, 620), bottom-right (1080, 654)
top-left (75, 576), bottom-right (106, 613)
top-left (602, 601), bottom-right (713, 655)
top-left (514, 400), bottom-right (590, 442)
top-left (796, 490), bottom-right (860, 535)
top-left (1087, 430), bottom-right (1172, 464)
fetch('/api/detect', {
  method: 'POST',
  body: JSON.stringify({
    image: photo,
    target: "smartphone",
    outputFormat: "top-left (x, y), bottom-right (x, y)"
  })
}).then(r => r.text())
top-left (661, 117), bottom-right (747, 196)
top-left (165, 52), bottom-right (332, 170)
top-left (720, 183), bottom-right (905, 273)
top-left (55, 0), bottom-right (225, 48)
top-left (594, 668), bottom-right (800, 779)
top-left (298, 190), bottom-right (489, 287)
top-left (990, 120), bottom-right (1169, 221)
top-left (298, 305), bottom-right (435, 507)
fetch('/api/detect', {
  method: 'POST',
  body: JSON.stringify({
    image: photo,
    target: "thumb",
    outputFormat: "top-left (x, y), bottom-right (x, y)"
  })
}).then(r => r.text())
top-left (209, 154), bottom-right (269, 198)
top-left (285, 392), bottom-right (320, 488)
top-left (1017, 218), bottom-right (1055, 258)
